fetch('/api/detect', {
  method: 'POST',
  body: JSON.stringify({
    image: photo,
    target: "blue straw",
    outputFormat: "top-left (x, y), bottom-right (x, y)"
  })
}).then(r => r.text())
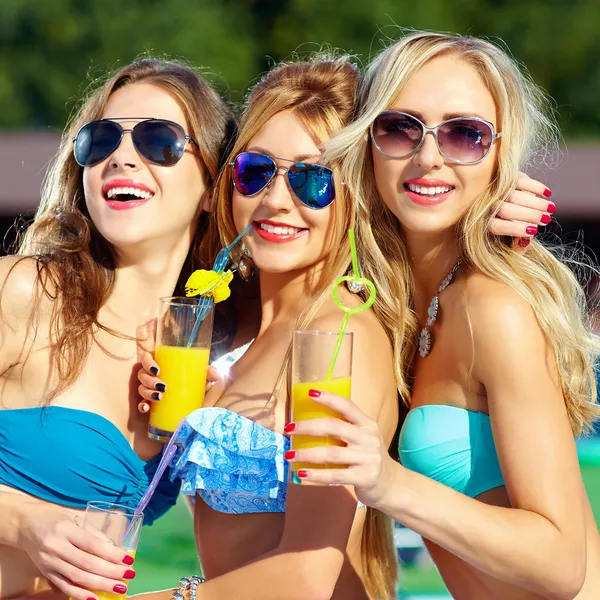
top-left (185, 225), bottom-right (252, 348)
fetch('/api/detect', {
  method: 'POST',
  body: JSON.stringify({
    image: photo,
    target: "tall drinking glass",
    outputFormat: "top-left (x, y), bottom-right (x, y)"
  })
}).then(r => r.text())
top-left (290, 330), bottom-right (353, 480)
top-left (77, 502), bottom-right (143, 600)
top-left (148, 297), bottom-right (214, 442)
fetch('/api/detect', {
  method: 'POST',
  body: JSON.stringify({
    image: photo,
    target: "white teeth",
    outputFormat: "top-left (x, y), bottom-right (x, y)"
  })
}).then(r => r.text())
top-left (106, 186), bottom-right (153, 199)
top-left (258, 223), bottom-right (301, 236)
top-left (406, 183), bottom-right (453, 196)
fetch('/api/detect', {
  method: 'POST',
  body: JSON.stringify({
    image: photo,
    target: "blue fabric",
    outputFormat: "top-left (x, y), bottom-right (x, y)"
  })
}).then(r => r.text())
top-left (169, 407), bottom-right (289, 514)
top-left (398, 405), bottom-right (504, 498)
top-left (0, 407), bottom-right (179, 525)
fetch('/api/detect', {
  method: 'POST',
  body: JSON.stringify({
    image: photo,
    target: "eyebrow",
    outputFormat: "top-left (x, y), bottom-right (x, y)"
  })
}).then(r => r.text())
top-left (246, 146), bottom-right (321, 162)
top-left (392, 109), bottom-right (491, 123)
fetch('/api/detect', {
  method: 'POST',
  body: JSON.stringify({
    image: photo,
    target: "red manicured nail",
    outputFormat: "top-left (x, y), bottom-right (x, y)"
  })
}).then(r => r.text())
top-left (308, 389), bottom-right (322, 398)
top-left (123, 569), bottom-right (136, 580)
top-left (284, 423), bottom-right (297, 433)
top-left (518, 238), bottom-right (531, 249)
top-left (88, 597), bottom-right (97, 600)
top-left (543, 188), bottom-right (552, 198)
top-left (547, 202), bottom-right (557, 214)
top-left (113, 585), bottom-right (127, 594)
top-left (284, 450), bottom-right (297, 460)
top-left (122, 554), bottom-right (135, 565)
top-left (297, 469), bottom-right (310, 478)
top-left (526, 226), bottom-right (538, 235)
top-left (540, 214), bottom-right (552, 225)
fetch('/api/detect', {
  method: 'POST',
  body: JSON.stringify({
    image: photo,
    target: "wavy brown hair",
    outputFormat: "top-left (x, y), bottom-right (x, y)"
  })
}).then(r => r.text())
top-left (206, 55), bottom-right (398, 600)
top-left (14, 58), bottom-right (234, 401)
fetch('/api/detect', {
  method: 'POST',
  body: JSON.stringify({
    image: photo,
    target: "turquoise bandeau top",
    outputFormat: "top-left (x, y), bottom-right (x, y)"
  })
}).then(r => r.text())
top-left (398, 405), bottom-right (505, 498)
top-left (0, 407), bottom-right (180, 525)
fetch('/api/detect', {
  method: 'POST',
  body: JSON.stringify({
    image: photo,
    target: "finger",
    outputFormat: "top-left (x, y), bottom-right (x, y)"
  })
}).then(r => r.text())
top-left (288, 418), bottom-right (364, 446)
top-left (138, 400), bottom-right (151, 414)
top-left (138, 381), bottom-right (161, 402)
top-left (508, 188), bottom-right (556, 214)
top-left (496, 202), bottom-right (552, 227)
top-left (286, 445), bottom-right (368, 466)
top-left (46, 569), bottom-right (99, 600)
top-left (300, 390), bottom-right (371, 427)
top-left (66, 526), bottom-right (134, 566)
top-left (293, 467), bottom-right (359, 487)
top-left (141, 351), bottom-right (160, 377)
top-left (50, 562), bottom-right (130, 597)
top-left (137, 368), bottom-right (166, 394)
top-left (206, 365), bottom-right (220, 384)
top-left (515, 172), bottom-right (553, 199)
top-left (489, 218), bottom-right (538, 239)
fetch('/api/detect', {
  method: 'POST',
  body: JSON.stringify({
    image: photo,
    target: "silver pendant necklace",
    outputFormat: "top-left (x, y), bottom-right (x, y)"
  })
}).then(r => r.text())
top-left (418, 259), bottom-right (463, 358)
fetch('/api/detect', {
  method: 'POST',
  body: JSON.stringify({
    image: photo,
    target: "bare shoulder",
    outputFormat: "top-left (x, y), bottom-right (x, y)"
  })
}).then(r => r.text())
top-left (459, 270), bottom-right (549, 381)
top-left (0, 255), bottom-right (57, 325)
top-left (460, 270), bottom-right (539, 341)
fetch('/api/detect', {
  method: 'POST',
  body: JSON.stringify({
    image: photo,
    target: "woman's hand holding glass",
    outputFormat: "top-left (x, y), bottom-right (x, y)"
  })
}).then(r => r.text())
top-left (284, 389), bottom-right (399, 509)
top-left (137, 351), bottom-right (219, 414)
top-left (17, 499), bottom-right (134, 600)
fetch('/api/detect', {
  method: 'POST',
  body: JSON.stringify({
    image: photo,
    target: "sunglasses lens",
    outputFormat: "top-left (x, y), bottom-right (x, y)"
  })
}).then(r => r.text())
top-left (133, 120), bottom-right (186, 166)
top-left (288, 163), bottom-right (335, 209)
top-left (371, 112), bottom-right (423, 158)
top-left (233, 153), bottom-right (277, 196)
top-left (74, 120), bottom-right (122, 167)
top-left (438, 119), bottom-right (494, 163)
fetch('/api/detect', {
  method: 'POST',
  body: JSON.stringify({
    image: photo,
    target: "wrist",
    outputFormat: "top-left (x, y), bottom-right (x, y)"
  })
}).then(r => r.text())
top-left (375, 457), bottom-right (410, 514)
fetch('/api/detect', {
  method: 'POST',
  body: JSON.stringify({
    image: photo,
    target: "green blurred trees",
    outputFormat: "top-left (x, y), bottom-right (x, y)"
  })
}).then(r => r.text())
top-left (0, 0), bottom-right (599, 136)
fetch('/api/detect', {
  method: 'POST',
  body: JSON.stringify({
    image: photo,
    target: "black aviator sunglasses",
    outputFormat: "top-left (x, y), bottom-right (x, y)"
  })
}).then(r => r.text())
top-left (72, 117), bottom-right (199, 167)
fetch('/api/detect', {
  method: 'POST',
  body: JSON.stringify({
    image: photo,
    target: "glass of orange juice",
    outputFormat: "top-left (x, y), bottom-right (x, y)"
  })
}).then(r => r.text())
top-left (290, 330), bottom-right (353, 482)
top-left (148, 297), bottom-right (214, 442)
top-left (75, 502), bottom-right (143, 600)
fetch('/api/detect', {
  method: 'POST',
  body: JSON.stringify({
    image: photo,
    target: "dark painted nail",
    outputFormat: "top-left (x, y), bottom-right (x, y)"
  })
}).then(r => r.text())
top-left (297, 469), bottom-right (310, 478)
top-left (308, 389), bottom-right (322, 398)
top-left (543, 188), bottom-right (552, 198)
top-left (123, 554), bottom-right (135, 565)
top-left (547, 202), bottom-right (557, 214)
top-left (151, 392), bottom-right (160, 401)
top-left (284, 450), bottom-right (297, 460)
top-left (526, 226), bottom-right (538, 235)
top-left (518, 238), bottom-right (531, 248)
top-left (284, 423), bottom-right (297, 433)
top-left (540, 214), bottom-right (552, 225)
top-left (113, 585), bottom-right (127, 594)
top-left (88, 597), bottom-right (97, 600)
top-left (123, 569), bottom-right (136, 580)
top-left (155, 383), bottom-right (166, 393)
top-left (150, 366), bottom-right (159, 376)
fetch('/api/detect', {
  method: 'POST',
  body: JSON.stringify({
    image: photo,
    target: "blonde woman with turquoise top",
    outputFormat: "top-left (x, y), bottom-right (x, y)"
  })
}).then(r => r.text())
top-left (284, 32), bottom-right (600, 599)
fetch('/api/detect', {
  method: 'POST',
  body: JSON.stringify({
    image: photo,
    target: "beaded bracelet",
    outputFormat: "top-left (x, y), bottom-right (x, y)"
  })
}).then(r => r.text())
top-left (172, 575), bottom-right (206, 600)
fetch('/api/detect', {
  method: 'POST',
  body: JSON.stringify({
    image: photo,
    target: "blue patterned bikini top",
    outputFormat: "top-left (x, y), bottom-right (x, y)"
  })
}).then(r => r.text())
top-left (0, 407), bottom-right (180, 525)
top-left (169, 407), bottom-right (289, 514)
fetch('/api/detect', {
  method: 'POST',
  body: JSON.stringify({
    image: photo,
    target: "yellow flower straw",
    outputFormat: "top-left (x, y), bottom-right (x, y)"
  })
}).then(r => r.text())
top-left (184, 224), bottom-right (252, 348)
top-left (326, 229), bottom-right (377, 380)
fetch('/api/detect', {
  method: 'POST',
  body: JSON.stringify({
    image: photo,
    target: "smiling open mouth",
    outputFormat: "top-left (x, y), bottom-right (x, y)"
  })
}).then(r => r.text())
top-left (253, 221), bottom-right (308, 243)
top-left (105, 186), bottom-right (155, 202)
top-left (404, 183), bottom-right (454, 196)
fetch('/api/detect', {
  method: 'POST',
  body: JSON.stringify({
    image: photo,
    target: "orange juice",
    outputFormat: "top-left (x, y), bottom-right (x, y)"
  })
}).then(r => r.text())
top-left (291, 376), bottom-right (351, 472)
top-left (149, 345), bottom-right (210, 435)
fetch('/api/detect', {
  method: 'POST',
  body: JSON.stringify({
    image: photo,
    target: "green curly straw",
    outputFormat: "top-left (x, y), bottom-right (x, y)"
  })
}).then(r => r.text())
top-left (326, 229), bottom-right (377, 380)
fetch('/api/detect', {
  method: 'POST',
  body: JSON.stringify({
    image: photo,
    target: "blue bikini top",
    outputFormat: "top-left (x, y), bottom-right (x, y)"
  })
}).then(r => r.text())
top-left (398, 405), bottom-right (505, 498)
top-left (0, 407), bottom-right (180, 525)
top-left (169, 407), bottom-right (289, 514)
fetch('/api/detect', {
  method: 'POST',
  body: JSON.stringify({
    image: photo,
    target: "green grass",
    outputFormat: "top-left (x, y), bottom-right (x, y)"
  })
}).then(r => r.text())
top-left (128, 465), bottom-right (600, 595)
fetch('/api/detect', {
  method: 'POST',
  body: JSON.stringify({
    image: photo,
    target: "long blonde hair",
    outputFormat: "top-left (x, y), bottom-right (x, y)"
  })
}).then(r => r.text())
top-left (15, 58), bottom-right (234, 401)
top-left (325, 31), bottom-right (599, 436)
top-left (207, 54), bottom-right (398, 599)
